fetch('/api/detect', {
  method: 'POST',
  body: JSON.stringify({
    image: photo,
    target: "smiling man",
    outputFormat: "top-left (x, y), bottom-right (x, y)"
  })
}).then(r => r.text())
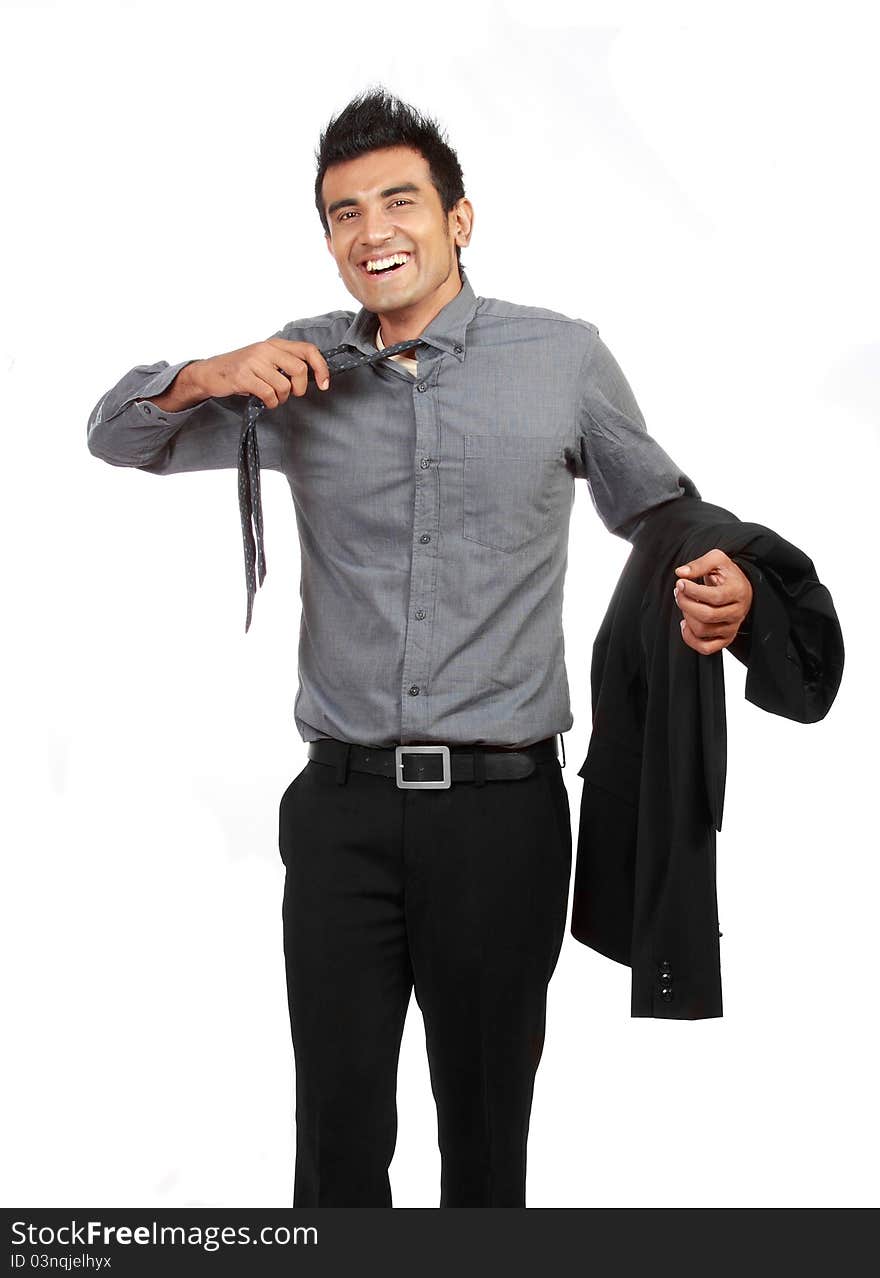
top-left (87, 87), bottom-right (753, 1208)
top-left (323, 145), bottom-right (470, 343)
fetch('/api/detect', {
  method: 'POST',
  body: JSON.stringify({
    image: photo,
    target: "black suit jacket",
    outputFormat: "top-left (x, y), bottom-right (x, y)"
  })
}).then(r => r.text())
top-left (570, 496), bottom-right (844, 1019)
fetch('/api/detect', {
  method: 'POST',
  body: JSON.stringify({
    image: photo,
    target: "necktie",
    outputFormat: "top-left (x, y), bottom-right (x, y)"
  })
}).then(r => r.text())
top-left (237, 337), bottom-right (428, 631)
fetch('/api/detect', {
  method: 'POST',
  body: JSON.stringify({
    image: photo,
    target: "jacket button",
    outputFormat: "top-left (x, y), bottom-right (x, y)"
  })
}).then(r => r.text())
top-left (659, 988), bottom-right (674, 1002)
top-left (659, 960), bottom-right (672, 974)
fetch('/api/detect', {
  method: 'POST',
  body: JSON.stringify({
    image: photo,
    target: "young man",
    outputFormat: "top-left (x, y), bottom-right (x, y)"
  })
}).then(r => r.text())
top-left (87, 89), bottom-right (753, 1207)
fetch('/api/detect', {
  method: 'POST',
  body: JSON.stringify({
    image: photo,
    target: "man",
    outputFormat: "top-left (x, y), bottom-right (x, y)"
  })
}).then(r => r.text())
top-left (87, 88), bottom-right (753, 1207)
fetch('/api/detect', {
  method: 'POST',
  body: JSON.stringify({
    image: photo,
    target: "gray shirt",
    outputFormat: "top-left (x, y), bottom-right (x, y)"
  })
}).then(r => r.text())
top-left (86, 270), bottom-right (700, 749)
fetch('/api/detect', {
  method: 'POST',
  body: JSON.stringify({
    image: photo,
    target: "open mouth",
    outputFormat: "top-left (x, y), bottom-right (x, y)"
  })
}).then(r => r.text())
top-left (359, 253), bottom-right (411, 280)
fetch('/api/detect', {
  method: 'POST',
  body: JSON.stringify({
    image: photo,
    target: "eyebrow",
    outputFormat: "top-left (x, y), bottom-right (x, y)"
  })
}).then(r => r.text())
top-left (326, 182), bottom-right (421, 219)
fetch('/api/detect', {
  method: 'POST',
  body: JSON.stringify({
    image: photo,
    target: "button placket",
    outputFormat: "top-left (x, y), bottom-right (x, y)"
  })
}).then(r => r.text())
top-left (400, 362), bottom-right (442, 739)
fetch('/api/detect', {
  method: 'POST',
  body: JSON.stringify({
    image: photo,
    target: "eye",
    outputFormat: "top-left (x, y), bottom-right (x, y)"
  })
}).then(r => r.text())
top-left (336, 199), bottom-right (413, 223)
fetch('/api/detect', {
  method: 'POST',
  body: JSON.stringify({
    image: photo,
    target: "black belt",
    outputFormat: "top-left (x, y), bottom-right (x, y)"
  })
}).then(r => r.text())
top-left (306, 736), bottom-right (563, 788)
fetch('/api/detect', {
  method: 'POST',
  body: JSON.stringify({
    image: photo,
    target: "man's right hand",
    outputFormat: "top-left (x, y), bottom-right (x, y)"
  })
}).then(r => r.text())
top-left (189, 339), bottom-right (332, 409)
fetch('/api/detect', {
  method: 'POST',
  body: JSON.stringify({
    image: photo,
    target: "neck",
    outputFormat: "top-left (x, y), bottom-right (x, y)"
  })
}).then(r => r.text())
top-left (376, 271), bottom-right (462, 347)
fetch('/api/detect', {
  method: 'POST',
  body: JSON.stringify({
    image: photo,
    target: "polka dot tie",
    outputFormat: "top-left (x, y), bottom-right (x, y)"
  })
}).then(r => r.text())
top-left (237, 338), bottom-right (428, 632)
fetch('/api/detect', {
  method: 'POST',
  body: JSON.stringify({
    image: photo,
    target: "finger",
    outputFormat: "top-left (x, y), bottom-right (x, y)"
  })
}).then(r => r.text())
top-left (674, 550), bottom-right (732, 579)
top-left (674, 576), bottom-right (736, 604)
top-left (257, 360), bottom-right (305, 405)
top-left (677, 595), bottom-right (744, 627)
top-left (675, 593), bottom-right (740, 626)
top-left (679, 618), bottom-right (732, 653)
top-left (285, 360), bottom-right (311, 398)
top-left (249, 368), bottom-right (291, 410)
top-left (271, 340), bottom-right (331, 390)
top-left (296, 344), bottom-right (332, 391)
top-left (687, 620), bottom-right (741, 643)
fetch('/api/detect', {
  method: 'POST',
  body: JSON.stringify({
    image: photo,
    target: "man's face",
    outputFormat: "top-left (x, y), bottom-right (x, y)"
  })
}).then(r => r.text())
top-left (322, 145), bottom-right (471, 316)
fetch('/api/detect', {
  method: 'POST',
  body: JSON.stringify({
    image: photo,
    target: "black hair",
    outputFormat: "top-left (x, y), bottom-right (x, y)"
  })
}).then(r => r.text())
top-left (315, 86), bottom-right (466, 273)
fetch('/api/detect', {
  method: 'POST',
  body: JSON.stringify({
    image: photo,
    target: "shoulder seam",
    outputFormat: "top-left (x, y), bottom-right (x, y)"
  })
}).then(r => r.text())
top-left (280, 312), bottom-right (355, 333)
top-left (475, 300), bottom-right (599, 336)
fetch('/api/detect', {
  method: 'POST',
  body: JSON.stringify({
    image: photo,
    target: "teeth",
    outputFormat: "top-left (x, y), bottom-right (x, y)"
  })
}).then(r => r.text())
top-left (365, 253), bottom-right (410, 272)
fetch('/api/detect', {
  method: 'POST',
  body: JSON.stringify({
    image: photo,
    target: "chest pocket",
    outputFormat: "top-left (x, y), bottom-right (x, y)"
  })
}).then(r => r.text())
top-left (462, 432), bottom-right (568, 553)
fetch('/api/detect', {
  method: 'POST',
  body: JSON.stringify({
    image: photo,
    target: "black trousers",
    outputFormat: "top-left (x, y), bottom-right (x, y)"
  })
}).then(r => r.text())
top-left (277, 744), bottom-right (572, 1207)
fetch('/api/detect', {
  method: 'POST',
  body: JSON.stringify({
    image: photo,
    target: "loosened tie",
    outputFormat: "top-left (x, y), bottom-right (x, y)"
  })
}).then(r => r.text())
top-left (238, 338), bottom-right (428, 632)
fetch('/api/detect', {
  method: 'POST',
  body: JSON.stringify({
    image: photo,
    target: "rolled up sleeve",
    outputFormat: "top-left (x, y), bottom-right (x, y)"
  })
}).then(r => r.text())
top-left (575, 331), bottom-right (700, 540)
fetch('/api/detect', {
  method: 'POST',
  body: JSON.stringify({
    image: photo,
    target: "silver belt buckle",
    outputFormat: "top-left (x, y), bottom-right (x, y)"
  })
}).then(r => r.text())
top-left (395, 745), bottom-right (452, 789)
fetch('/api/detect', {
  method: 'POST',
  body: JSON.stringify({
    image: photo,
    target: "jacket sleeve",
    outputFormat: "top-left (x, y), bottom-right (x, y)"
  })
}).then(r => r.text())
top-left (726, 549), bottom-right (844, 724)
top-left (573, 330), bottom-right (702, 540)
top-left (85, 325), bottom-right (291, 475)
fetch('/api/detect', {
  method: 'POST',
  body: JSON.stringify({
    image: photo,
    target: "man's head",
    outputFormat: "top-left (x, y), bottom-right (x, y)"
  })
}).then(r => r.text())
top-left (315, 88), bottom-right (473, 323)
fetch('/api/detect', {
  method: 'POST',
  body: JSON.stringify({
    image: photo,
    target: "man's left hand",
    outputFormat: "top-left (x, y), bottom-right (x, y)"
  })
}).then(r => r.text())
top-left (673, 550), bottom-right (754, 654)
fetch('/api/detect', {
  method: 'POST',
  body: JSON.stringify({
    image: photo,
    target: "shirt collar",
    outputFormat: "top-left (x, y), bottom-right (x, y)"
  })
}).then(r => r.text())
top-left (339, 269), bottom-right (477, 363)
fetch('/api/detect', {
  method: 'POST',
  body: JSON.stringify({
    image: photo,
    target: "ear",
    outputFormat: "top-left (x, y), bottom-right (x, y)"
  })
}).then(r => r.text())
top-left (453, 197), bottom-right (474, 247)
top-left (325, 234), bottom-right (334, 257)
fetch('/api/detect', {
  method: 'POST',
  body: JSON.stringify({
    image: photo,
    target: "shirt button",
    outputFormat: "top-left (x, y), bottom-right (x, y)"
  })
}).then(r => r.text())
top-left (419, 533), bottom-right (431, 544)
top-left (454, 343), bottom-right (463, 354)
top-left (415, 609), bottom-right (426, 620)
top-left (417, 382), bottom-right (428, 392)
top-left (419, 457), bottom-right (431, 469)
top-left (408, 685), bottom-right (420, 696)
top-left (142, 405), bottom-right (152, 414)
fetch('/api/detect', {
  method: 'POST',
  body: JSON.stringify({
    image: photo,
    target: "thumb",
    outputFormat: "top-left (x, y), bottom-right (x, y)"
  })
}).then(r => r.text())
top-left (674, 551), bottom-right (723, 578)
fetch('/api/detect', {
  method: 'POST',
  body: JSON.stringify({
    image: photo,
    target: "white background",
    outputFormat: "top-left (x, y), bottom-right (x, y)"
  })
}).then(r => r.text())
top-left (2, 0), bottom-right (876, 1208)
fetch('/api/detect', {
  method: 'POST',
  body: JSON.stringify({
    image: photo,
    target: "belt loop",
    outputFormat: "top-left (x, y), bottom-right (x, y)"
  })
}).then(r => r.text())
top-left (472, 748), bottom-right (486, 788)
top-left (335, 742), bottom-right (351, 786)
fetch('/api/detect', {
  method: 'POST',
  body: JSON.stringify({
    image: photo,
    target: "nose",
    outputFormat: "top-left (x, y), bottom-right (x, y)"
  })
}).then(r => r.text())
top-left (358, 206), bottom-right (396, 245)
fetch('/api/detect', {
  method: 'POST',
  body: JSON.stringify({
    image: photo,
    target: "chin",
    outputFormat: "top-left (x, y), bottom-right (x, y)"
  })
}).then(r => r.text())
top-left (382, 292), bottom-right (418, 310)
